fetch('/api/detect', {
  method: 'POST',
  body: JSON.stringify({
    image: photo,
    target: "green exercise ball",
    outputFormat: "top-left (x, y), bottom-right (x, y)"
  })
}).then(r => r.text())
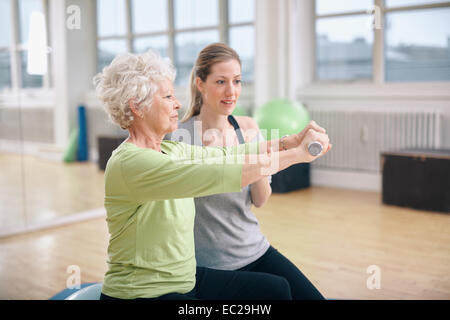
top-left (254, 99), bottom-right (310, 140)
top-left (232, 105), bottom-right (248, 116)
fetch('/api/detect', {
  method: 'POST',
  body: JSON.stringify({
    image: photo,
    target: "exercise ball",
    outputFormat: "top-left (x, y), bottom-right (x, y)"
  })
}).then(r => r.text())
top-left (254, 99), bottom-right (310, 140)
top-left (232, 105), bottom-right (248, 116)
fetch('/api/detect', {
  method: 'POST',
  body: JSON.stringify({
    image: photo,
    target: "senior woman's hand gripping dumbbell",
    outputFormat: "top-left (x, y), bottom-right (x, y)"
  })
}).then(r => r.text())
top-left (308, 141), bottom-right (323, 156)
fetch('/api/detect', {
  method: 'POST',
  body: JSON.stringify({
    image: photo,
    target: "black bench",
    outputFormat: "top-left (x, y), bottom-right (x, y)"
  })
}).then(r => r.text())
top-left (97, 136), bottom-right (127, 170)
top-left (381, 149), bottom-right (450, 213)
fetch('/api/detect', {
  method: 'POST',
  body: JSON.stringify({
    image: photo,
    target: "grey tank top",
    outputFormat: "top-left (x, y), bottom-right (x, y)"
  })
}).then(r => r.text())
top-left (167, 116), bottom-right (270, 270)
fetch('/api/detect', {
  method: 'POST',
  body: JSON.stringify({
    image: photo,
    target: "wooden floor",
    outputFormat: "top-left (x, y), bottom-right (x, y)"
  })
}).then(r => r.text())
top-left (0, 153), bottom-right (105, 229)
top-left (0, 183), bottom-right (449, 300)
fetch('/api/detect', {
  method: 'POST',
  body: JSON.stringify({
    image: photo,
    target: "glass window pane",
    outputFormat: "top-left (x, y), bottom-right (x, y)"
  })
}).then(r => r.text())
top-left (229, 0), bottom-right (254, 24)
top-left (316, 0), bottom-right (373, 15)
top-left (97, 0), bottom-right (127, 37)
top-left (386, 0), bottom-right (449, 7)
top-left (229, 25), bottom-right (254, 83)
top-left (316, 15), bottom-right (373, 80)
top-left (0, 50), bottom-right (11, 90)
top-left (132, 0), bottom-right (167, 33)
top-left (385, 7), bottom-right (450, 82)
top-left (18, 0), bottom-right (43, 44)
top-left (134, 36), bottom-right (168, 57)
top-left (174, 0), bottom-right (218, 29)
top-left (175, 30), bottom-right (219, 86)
top-left (97, 39), bottom-right (128, 72)
top-left (21, 51), bottom-right (43, 88)
top-left (0, 0), bottom-right (11, 47)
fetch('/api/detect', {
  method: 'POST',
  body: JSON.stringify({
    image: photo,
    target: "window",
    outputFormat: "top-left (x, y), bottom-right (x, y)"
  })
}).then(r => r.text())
top-left (314, 0), bottom-right (450, 83)
top-left (175, 0), bottom-right (218, 29)
top-left (96, 0), bottom-right (128, 73)
top-left (0, 0), bottom-right (49, 91)
top-left (0, 0), bottom-right (12, 90)
top-left (173, 0), bottom-right (220, 86)
top-left (175, 30), bottom-right (219, 86)
top-left (316, 14), bottom-right (373, 81)
top-left (384, 3), bottom-right (450, 82)
top-left (229, 0), bottom-right (255, 83)
top-left (96, 0), bottom-right (255, 87)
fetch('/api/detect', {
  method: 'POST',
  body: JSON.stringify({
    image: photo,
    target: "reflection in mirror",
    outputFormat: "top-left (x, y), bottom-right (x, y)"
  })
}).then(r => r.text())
top-left (0, 51), bottom-right (11, 90)
top-left (0, 0), bottom-right (11, 47)
top-left (18, 0), bottom-right (43, 44)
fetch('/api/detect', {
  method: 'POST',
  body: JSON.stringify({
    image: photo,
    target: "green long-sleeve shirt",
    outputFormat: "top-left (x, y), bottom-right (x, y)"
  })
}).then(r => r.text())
top-left (101, 140), bottom-right (258, 299)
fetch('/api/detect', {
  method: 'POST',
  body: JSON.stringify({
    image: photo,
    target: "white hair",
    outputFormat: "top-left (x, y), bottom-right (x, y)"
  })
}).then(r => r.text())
top-left (93, 50), bottom-right (176, 129)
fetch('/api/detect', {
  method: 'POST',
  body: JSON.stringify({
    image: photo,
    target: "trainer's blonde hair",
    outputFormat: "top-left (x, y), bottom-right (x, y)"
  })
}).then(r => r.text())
top-left (181, 43), bottom-right (241, 122)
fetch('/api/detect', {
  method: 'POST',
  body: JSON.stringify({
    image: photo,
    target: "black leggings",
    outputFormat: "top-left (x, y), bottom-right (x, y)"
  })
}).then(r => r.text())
top-left (100, 266), bottom-right (292, 300)
top-left (238, 246), bottom-right (325, 300)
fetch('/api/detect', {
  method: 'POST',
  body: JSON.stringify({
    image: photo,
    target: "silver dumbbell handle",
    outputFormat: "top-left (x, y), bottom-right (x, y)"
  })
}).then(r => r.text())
top-left (308, 141), bottom-right (323, 156)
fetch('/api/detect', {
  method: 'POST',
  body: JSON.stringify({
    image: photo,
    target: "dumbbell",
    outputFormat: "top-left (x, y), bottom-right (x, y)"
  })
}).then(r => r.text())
top-left (308, 141), bottom-right (323, 156)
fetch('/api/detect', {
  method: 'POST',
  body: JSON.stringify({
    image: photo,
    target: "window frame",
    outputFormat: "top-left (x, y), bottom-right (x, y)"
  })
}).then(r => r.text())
top-left (95, 0), bottom-right (255, 88)
top-left (313, 0), bottom-right (450, 85)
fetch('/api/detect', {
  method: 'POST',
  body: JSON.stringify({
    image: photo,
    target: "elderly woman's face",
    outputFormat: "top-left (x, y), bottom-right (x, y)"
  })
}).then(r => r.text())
top-left (143, 79), bottom-right (180, 134)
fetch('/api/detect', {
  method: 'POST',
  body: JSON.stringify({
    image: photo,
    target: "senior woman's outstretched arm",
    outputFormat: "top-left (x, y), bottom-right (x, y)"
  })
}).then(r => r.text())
top-left (106, 126), bottom-right (329, 205)
top-left (105, 141), bottom-right (252, 205)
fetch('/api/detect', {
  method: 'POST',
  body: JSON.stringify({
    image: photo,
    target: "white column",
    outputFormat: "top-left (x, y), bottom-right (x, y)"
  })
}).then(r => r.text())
top-left (254, 0), bottom-right (284, 108)
top-left (295, 0), bottom-right (315, 89)
top-left (254, 0), bottom-right (311, 108)
top-left (50, 0), bottom-right (97, 148)
top-left (50, 0), bottom-right (68, 148)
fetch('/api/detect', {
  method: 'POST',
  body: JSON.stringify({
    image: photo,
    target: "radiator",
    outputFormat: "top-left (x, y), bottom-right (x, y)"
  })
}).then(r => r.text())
top-left (310, 110), bottom-right (442, 172)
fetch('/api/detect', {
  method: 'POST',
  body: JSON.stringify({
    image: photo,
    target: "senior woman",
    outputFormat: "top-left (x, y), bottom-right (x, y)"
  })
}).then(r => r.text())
top-left (93, 50), bottom-right (331, 300)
